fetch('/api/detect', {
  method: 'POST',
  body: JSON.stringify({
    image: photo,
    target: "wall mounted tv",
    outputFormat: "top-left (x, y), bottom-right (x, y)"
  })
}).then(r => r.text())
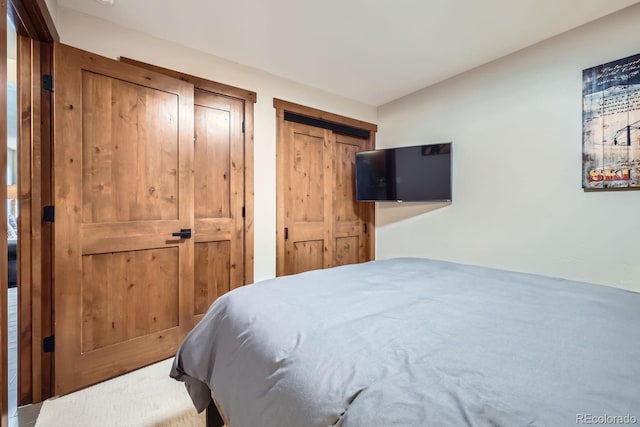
top-left (355, 142), bottom-right (452, 202)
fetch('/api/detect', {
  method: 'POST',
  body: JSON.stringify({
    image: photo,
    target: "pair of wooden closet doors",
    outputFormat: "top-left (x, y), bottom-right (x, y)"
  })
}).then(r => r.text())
top-left (52, 44), bottom-right (254, 395)
top-left (276, 101), bottom-right (376, 277)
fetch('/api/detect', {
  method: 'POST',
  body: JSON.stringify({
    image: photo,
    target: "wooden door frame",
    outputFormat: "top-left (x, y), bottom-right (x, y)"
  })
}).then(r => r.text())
top-left (119, 57), bottom-right (257, 285)
top-left (16, 35), bottom-right (50, 406)
top-left (274, 99), bottom-right (377, 277)
top-left (1, 0), bottom-right (8, 423)
top-left (2, 0), bottom-right (57, 418)
top-left (4, 0), bottom-right (57, 408)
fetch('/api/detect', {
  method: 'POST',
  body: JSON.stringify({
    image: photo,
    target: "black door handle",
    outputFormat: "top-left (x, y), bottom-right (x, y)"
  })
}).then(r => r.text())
top-left (172, 228), bottom-right (192, 239)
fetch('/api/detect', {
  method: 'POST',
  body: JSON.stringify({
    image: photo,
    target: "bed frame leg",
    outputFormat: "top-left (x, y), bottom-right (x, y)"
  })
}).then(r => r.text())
top-left (206, 400), bottom-right (224, 427)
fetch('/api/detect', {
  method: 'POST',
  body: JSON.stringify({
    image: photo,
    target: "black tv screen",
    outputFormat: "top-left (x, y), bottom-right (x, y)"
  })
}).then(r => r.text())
top-left (355, 143), bottom-right (452, 202)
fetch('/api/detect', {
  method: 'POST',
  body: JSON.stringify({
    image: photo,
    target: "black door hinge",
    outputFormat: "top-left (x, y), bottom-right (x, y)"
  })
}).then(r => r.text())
top-left (364, 223), bottom-right (368, 234)
top-left (284, 227), bottom-right (289, 240)
top-left (242, 121), bottom-right (245, 133)
top-left (242, 206), bottom-right (245, 218)
top-left (43, 205), bottom-right (55, 222)
top-left (43, 74), bottom-right (54, 92)
top-left (44, 335), bottom-right (55, 353)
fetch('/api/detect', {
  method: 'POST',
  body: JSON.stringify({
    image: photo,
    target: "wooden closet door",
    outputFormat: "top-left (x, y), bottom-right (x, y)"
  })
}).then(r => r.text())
top-left (277, 109), bottom-right (375, 277)
top-left (333, 133), bottom-right (369, 266)
top-left (53, 44), bottom-right (194, 395)
top-left (281, 121), bottom-right (333, 275)
top-left (192, 90), bottom-right (244, 322)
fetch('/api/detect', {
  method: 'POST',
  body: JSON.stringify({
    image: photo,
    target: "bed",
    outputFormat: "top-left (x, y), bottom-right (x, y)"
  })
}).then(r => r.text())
top-left (170, 258), bottom-right (640, 427)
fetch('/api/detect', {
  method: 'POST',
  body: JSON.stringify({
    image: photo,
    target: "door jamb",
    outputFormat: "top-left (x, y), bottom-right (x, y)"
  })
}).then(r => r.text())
top-left (6, 0), bottom-right (58, 408)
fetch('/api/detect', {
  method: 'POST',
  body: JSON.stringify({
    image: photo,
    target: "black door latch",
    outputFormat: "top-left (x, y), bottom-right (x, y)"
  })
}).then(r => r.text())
top-left (172, 228), bottom-right (192, 239)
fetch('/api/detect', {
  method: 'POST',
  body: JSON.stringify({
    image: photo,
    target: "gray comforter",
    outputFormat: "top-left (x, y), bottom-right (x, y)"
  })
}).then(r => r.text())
top-left (171, 258), bottom-right (640, 426)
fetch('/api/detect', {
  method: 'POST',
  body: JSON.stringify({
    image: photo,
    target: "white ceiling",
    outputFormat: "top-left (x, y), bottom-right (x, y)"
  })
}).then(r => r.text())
top-left (56, 0), bottom-right (640, 106)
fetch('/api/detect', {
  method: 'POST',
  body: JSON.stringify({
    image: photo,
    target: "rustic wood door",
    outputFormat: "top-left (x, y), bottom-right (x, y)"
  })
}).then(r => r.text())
top-left (53, 44), bottom-right (194, 395)
top-left (118, 56), bottom-right (257, 305)
top-left (281, 121), bottom-right (333, 275)
top-left (192, 89), bottom-right (245, 323)
top-left (333, 133), bottom-right (369, 266)
top-left (279, 119), bottom-right (373, 276)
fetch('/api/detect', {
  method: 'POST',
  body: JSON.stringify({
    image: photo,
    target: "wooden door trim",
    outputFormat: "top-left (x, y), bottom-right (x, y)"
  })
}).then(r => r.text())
top-left (120, 57), bottom-right (256, 103)
top-left (275, 109), bottom-right (286, 276)
top-left (16, 34), bottom-right (36, 406)
top-left (273, 98), bottom-right (378, 132)
top-left (243, 96), bottom-right (255, 285)
top-left (8, 0), bottom-right (58, 42)
top-left (1, 0), bottom-right (8, 423)
top-left (4, 0), bottom-right (57, 409)
top-left (274, 101), bottom-right (376, 276)
top-left (17, 37), bottom-right (53, 405)
top-left (120, 57), bottom-right (256, 285)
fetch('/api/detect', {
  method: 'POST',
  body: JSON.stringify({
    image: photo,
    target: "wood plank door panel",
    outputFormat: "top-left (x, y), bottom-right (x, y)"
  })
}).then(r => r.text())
top-left (192, 90), bottom-right (244, 321)
top-left (117, 56), bottom-right (256, 287)
top-left (53, 44), bottom-right (194, 395)
top-left (333, 133), bottom-right (368, 266)
top-left (282, 122), bottom-right (332, 275)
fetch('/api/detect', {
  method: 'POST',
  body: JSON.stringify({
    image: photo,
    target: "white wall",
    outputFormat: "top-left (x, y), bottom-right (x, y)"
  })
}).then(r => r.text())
top-left (376, 4), bottom-right (640, 292)
top-left (54, 7), bottom-right (377, 283)
top-left (44, 0), bottom-right (59, 29)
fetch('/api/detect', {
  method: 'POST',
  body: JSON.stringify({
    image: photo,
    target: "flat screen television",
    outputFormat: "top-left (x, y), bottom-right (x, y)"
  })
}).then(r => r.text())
top-left (355, 142), bottom-right (452, 202)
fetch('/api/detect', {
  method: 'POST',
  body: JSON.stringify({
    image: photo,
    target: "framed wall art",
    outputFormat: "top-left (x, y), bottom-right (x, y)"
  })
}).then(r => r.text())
top-left (582, 53), bottom-right (640, 190)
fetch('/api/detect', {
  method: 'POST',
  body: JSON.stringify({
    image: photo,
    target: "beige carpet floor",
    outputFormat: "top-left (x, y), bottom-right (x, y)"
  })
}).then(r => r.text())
top-left (35, 358), bottom-right (205, 427)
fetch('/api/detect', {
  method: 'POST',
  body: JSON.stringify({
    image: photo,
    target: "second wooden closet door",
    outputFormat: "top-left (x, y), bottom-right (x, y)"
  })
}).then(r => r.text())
top-left (192, 89), bottom-right (245, 323)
